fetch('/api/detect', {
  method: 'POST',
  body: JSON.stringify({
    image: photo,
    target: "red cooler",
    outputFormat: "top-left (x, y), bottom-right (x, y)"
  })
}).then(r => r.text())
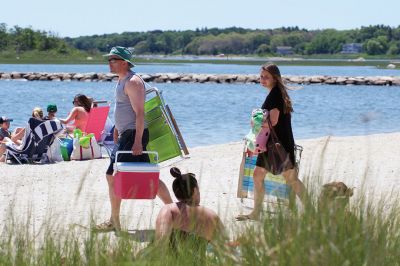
top-left (114, 151), bottom-right (159, 199)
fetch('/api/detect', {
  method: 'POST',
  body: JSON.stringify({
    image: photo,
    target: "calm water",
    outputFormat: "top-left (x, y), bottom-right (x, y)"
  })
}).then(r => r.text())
top-left (1, 68), bottom-right (400, 147)
top-left (1, 63), bottom-right (400, 76)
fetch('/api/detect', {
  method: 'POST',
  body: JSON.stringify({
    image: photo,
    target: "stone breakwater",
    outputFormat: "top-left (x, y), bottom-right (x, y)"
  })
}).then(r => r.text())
top-left (1, 72), bottom-right (400, 86)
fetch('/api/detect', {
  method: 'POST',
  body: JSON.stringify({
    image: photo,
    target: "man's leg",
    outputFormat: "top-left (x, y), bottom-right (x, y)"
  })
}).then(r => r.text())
top-left (106, 173), bottom-right (122, 231)
top-left (157, 180), bottom-right (173, 204)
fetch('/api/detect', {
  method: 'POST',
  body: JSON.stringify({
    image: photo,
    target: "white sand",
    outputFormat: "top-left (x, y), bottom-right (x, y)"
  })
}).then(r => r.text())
top-left (1, 132), bottom-right (399, 234)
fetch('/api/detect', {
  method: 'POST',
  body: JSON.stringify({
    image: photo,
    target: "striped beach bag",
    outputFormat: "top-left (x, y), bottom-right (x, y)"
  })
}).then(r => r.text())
top-left (237, 153), bottom-right (291, 202)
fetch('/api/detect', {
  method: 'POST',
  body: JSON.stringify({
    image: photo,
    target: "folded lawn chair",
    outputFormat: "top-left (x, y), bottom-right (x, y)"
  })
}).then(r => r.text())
top-left (145, 87), bottom-right (189, 163)
top-left (6, 118), bottom-right (63, 164)
top-left (237, 154), bottom-right (291, 202)
top-left (237, 143), bottom-right (303, 204)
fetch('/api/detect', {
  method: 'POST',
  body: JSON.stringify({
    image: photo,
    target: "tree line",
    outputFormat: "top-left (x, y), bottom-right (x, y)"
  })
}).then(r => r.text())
top-left (0, 23), bottom-right (72, 54)
top-left (1, 23), bottom-right (400, 56)
top-left (65, 25), bottom-right (400, 56)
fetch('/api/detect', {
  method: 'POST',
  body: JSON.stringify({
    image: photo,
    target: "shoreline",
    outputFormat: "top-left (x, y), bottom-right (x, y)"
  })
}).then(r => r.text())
top-left (1, 131), bottom-right (399, 237)
top-left (1, 72), bottom-right (400, 85)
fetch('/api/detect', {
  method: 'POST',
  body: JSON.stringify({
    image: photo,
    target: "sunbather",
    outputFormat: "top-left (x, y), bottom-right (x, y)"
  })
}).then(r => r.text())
top-left (32, 107), bottom-right (44, 120)
top-left (44, 104), bottom-right (58, 120)
top-left (155, 167), bottom-right (225, 244)
top-left (59, 94), bottom-right (91, 131)
top-left (0, 116), bottom-right (25, 162)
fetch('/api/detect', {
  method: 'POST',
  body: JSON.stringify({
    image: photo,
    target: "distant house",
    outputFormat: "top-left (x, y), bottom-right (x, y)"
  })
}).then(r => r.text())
top-left (341, 43), bottom-right (363, 54)
top-left (276, 46), bottom-right (293, 55)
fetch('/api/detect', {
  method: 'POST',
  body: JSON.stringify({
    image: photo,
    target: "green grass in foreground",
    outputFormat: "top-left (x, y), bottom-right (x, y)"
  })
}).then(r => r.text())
top-left (1, 187), bottom-right (400, 266)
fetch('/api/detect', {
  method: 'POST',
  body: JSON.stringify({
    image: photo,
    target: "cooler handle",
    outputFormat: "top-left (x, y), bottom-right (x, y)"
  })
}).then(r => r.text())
top-left (115, 151), bottom-right (159, 164)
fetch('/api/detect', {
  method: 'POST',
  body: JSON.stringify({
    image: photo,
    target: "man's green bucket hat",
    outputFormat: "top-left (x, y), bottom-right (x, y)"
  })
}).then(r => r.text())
top-left (103, 46), bottom-right (135, 68)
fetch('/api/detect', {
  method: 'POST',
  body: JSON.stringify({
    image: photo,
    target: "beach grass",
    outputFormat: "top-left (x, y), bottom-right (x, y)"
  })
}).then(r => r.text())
top-left (1, 50), bottom-right (399, 68)
top-left (1, 183), bottom-right (400, 266)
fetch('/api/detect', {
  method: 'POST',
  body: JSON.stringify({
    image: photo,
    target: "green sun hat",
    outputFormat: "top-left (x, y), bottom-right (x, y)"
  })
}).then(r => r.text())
top-left (103, 46), bottom-right (135, 68)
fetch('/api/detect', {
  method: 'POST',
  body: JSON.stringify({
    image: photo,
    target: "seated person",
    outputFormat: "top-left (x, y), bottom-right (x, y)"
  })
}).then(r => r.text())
top-left (44, 104), bottom-right (58, 120)
top-left (155, 167), bottom-right (225, 246)
top-left (0, 116), bottom-right (25, 162)
top-left (32, 107), bottom-right (44, 120)
top-left (59, 94), bottom-right (91, 131)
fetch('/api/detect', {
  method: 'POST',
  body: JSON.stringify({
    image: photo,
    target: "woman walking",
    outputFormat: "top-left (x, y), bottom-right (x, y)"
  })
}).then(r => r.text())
top-left (237, 63), bottom-right (306, 221)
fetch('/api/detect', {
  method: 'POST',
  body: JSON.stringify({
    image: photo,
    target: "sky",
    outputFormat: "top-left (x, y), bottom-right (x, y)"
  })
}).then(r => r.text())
top-left (1, 0), bottom-right (399, 37)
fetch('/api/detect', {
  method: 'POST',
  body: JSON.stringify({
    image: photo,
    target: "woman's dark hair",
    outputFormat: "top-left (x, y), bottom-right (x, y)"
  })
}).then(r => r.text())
top-left (170, 167), bottom-right (198, 202)
top-left (74, 94), bottom-right (92, 112)
top-left (261, 63), bottom-right (293, 114)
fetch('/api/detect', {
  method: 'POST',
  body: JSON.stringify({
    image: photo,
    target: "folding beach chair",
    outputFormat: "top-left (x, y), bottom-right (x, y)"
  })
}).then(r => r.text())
top-left (237, 154), bottom-right (291, 202)
top-left (237, 143), bottom-right (303, 205)
top-left (84, 100), bottom-right (112, 155)
top-left (6, 118), bottom-right (63, 164)
top-left (145, 87), bottom-right (189, 163)
top-left (84, 101), bottom-right (111, 142)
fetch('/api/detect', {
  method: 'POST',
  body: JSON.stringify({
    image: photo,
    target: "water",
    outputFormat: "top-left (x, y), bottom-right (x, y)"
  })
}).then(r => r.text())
top-left (1, 77), bottom-right (400, 147)
top-left (1, 63), bottom-right (400, 76)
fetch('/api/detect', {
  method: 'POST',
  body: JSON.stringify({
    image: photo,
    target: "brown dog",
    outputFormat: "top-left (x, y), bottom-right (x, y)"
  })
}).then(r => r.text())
top-left (319, 182), bottom-right (354, 210)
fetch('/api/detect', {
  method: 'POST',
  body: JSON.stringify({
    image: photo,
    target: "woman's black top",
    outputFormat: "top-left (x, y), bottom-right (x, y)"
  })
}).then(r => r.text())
top-left (258, 86), bottom-right (295, 166)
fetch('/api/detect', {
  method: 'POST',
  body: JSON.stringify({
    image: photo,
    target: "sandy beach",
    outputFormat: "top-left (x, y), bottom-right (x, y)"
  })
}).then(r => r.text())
top-left (1, 132), bottom-right (399, 236)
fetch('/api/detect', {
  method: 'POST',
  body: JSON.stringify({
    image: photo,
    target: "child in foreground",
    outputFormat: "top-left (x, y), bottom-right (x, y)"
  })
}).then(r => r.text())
top-left (155, 167), bottom-right (225, 244)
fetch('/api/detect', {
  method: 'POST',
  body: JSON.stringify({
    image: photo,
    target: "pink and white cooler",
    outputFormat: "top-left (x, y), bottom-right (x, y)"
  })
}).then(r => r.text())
top-left (114, 151), bottom-right (159, 199)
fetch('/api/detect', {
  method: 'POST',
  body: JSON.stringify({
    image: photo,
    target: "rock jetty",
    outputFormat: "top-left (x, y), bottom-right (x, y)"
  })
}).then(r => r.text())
top-left (1, 72), bottom-right (400, 86)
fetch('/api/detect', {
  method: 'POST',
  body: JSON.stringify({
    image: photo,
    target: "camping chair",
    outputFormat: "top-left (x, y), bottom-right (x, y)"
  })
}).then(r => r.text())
top-left (84, 100), bottom-right (112, 155)
top-left (6, 118), bottom-right (63, 164)
top-left (237, 143), bottom-right (303, 206)
top-left (145, 87), bottom-right (189, 163)
top-left (84, 100), bottom-right (111, 142)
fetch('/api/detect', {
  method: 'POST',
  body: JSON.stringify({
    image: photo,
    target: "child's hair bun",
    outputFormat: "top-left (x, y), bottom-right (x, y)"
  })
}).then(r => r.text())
top-left (170, 167), bottom-right (182, 179)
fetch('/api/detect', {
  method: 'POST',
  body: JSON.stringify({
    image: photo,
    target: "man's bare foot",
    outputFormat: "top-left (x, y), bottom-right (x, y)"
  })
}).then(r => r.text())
top-left (93, 220), bottom-right (120, 232)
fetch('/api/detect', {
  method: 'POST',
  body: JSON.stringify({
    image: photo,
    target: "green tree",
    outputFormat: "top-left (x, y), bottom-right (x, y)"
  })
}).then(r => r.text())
top-left (387, 41), bottom-right (400, 55)
top-left (0, 23), bottom-right (8, 50)
top-left (364, 36), bottom-right (388, 55)
top-left (256, 44), bottom-right (271, 55)
top-left (365, 39), bottom-right (385, 55)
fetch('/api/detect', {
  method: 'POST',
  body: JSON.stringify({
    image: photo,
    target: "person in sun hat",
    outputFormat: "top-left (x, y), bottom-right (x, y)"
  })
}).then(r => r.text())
top-left (103, 46), bottom-right (136, 68)
top-left (95, 46), bottom-right (173, 232)
top-left (44, 104), bottom-right (58, 120)
top-left (0, 116), bottom-right (25, 162)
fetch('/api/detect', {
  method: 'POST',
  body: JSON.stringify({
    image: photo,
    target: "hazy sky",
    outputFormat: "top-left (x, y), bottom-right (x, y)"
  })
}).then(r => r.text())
top-left (1, 0), bottom-right (399, 37)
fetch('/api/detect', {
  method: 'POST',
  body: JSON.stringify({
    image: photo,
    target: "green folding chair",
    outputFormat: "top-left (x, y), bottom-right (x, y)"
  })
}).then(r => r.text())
top-left (145, 87), bottom-right (189, 163)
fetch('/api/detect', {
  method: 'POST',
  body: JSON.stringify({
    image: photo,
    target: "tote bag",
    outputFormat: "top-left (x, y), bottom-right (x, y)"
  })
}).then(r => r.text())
top-left (70, 135), bottom-right (102, 160)
top-left (266, 117), bottom-right (293, 175)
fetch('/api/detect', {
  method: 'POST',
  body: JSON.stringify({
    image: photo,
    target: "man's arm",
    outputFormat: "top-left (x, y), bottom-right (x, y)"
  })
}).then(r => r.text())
top-left (125, 76), bottom-right (146, 155)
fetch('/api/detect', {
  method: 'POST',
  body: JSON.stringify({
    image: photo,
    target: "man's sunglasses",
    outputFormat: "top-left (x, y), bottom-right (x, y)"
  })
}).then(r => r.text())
top-left (108, 58), bottom-right (124, 63)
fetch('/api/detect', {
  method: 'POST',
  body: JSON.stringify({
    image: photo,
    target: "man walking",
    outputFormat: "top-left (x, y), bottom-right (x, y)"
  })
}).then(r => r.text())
top-left (96, 46), bottom-right (172, 232)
